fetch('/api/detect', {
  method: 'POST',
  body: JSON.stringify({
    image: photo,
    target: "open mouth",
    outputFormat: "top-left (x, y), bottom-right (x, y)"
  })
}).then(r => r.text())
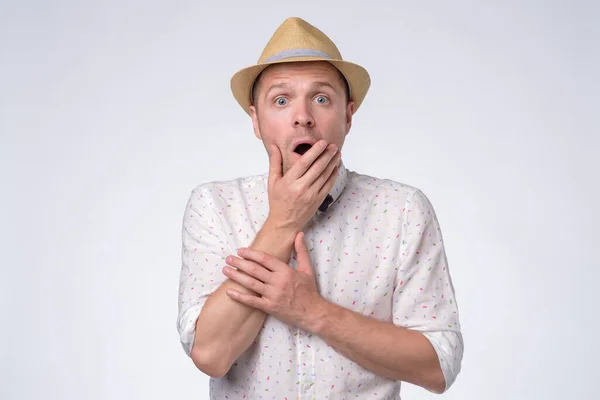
top-left (294, 143), bottom-right (312, 155)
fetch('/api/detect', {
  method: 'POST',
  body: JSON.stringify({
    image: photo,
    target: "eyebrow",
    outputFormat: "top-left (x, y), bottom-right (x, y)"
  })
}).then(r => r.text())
top-left (264, 83), bottom-right (289, 98)
top-left (264, 81), bottom-right (339, 99)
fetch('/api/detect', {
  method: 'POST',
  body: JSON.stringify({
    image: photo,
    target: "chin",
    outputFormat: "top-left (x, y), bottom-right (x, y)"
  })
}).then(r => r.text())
top-left (281, 157), bottom-right (295, 175)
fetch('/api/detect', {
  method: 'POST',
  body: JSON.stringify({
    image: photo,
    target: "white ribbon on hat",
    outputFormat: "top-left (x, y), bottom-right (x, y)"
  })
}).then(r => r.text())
top-left (264, 48), bottom-right (333, 63)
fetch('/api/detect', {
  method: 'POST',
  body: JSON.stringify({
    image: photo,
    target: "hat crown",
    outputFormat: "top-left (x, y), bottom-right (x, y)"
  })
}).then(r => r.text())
top-left (258, 17), bottom-right (343, 64)
top-left (230, 17), bottom-right (370, 116)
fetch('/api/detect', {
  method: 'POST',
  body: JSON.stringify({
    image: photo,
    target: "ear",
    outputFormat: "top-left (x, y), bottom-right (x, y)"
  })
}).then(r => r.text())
top-left (344, 100), bottom-right (355, 136)
top-left (249, 105), bottom-right (262, 140)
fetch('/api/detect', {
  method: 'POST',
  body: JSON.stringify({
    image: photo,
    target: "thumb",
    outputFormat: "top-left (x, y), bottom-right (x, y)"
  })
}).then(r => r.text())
top-left (268, 144), bottom-right (283, 187)
top-left (295, 232), bottom-right (314, 276)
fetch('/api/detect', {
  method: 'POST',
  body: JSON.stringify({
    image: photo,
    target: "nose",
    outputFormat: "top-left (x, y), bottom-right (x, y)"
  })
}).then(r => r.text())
top-left (293, 102), bottom-right (314, 128)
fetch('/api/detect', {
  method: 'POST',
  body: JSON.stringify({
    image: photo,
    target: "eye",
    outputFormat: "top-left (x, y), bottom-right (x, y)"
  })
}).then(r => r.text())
top-left (275, 97), bottom-right (288, 106)
top-left (315, 95), bottom-right (329, 104)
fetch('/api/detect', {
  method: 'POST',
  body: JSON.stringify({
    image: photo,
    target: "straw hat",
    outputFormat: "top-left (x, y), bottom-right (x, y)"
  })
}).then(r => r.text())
top-left (230, 17), bottom-right (371, 115)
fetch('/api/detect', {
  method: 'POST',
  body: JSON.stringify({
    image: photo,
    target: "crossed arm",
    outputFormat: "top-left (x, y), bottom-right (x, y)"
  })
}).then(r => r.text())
top-left (223, 243), bottom-right (451, 394)
top-left (313, 300), bottom-right (448, 393)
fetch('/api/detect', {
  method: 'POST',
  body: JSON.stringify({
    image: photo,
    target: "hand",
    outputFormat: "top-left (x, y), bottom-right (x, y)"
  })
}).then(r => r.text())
top-left (222, 232), bottom-right (325, 331)
top-left (266, 140), bottom-right (341, 232)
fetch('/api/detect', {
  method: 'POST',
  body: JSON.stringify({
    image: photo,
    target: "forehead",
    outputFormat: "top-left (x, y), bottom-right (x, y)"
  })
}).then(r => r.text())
top-left (258, 61), bottom-right (344, 86)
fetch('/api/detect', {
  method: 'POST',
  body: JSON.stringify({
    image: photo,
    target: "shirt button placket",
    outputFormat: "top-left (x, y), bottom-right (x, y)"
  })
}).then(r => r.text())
top-left (299, 330), bottom-right (315, 399)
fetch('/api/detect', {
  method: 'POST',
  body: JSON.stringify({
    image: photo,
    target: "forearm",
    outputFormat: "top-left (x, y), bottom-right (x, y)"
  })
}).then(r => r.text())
top-left (311, 300), bottom-right (446, 393)
top-left (191, 218), bottom-right (297, 377)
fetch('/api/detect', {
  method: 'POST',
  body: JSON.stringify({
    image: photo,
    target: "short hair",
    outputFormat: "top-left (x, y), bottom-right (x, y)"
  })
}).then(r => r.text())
top-left (251, 64), bottom-right (351, 108)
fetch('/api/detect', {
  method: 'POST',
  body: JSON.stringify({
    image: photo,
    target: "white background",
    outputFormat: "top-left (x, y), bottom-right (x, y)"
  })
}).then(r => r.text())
top-left (1, 1), bottom-right (598, 399)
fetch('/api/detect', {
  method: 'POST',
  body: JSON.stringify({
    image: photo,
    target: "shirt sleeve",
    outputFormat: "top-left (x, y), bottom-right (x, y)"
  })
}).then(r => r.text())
top-left (421, 330), bottom-right (464, 392)
top-left (392, 188), bottom-right (463, 391)
top-left (176, 188), bottom-right (233, 357)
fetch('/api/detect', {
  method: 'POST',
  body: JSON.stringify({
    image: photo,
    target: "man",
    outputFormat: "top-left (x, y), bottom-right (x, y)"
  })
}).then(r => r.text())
top-left (177, 17), bottom-right (463, 399)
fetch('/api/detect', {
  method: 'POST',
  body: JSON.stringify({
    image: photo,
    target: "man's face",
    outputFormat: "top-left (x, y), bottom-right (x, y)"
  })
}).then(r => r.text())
top-left (249, 61), bottom-right (355, 176)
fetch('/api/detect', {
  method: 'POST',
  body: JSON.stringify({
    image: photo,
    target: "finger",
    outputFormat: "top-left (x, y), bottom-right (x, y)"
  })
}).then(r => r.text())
top-left (297, 145), bottom-right (339, 187)
top-left (284, 140), bottom-right (329, 180)
top-left (310, 151), bottom-right (341, 192)
top-left (226, 255), bottom-right (272, 283)
top-left (237, 247), bottom-right (284, 272)
top-left (226, 289), bottom-right (268, 312)
top-left (295, 232), bottom-right (313, 276)
top-left (268, 144), bottom-right (283, 187)
top-left (317, 164), bottom-right (339, 199)
top-left (223, 265), bottom-right (268, 294)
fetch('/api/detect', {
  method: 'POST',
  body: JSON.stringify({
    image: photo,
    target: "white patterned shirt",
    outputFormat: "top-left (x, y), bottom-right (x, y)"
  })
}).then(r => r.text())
top-left (177, 161), bottom-right (463, 399)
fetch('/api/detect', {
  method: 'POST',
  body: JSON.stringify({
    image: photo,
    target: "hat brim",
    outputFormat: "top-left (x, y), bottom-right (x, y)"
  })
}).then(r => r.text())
top-left (230, 57), bottom-right (371, 116)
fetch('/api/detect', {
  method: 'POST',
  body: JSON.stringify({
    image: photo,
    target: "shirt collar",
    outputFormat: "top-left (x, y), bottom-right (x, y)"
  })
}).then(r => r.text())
top-left (316, 159), bottom-right (348, 214)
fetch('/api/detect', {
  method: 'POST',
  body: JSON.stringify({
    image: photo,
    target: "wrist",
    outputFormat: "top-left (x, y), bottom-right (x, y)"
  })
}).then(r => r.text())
top-left (263, 216), bottom-right (299, 240)
top-left (306, 297), bottom-right (335, 335)
top-left (251, 217), bottom-right (299, 263)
